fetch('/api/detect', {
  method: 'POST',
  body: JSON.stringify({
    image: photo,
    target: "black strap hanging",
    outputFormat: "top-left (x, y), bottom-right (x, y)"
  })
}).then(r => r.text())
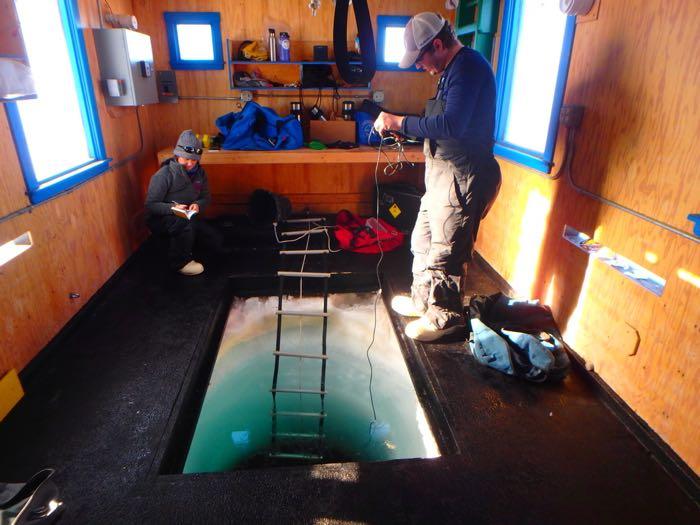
top-left (333, 0), bottom-right (376, 85)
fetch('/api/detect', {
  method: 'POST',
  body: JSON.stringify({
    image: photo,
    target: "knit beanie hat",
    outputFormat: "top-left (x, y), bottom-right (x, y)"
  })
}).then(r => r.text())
top-left (173, 129), bottom-right (203, 161)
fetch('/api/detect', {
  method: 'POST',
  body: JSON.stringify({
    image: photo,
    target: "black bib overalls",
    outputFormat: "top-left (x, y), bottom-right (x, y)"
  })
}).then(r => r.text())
top-left (410, 62), bottom-right (502, 328)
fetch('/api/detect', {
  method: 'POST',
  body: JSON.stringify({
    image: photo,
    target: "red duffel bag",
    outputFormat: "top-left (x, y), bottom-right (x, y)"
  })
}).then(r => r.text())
top-left (334, 209), bottom-right (404, 253)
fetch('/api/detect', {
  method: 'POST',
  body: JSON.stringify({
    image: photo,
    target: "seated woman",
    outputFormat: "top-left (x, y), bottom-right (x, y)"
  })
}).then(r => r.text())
top-left (144, 130), bottom-right (222, 275)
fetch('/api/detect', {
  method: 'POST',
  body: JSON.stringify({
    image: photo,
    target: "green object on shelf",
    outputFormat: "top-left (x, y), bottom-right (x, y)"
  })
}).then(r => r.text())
top-left (307, 140), bottom-right (327, 150)
top-left (455, 0), bottom-right (500, 63)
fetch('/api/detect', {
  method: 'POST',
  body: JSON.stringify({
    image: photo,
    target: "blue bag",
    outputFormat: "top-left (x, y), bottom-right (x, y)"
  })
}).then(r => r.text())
top-left (215, 101), bottom-right (303, 151)
top-left (467, 293), bottom-right (570, 383)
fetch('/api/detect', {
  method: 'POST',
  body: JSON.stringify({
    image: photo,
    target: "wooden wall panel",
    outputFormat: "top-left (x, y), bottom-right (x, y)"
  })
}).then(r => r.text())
top-left (0, 0), bottom-right (158, 374)
top-left (475, 0), bottom-right (700, 473)
top-left (0, 111), bottom-right (30, 216)
top-left (135, 0), bottom-right (451, 149)
top-left (202, 162), bottom-right (424, 215)
top-left (0, 0), bottom-right (27, 58)
top-left (133, 0), bottom-right (449, 217)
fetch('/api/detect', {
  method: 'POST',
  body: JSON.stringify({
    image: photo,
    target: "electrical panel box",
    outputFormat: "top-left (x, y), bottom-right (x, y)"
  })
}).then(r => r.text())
top-left (93, 28), bottom-right (158, 106)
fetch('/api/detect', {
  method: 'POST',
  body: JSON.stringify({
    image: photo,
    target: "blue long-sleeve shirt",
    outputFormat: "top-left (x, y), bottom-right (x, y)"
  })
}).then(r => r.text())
top-left (400, 47), bottom-right (496, 154)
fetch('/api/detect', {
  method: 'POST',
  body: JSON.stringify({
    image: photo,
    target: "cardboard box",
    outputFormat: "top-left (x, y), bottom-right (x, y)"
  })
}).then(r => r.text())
top-left (309, 120), bottom-right (356, 144)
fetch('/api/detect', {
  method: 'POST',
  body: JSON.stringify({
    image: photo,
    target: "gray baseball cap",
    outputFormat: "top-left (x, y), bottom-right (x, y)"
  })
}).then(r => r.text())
top-left (399, 12), bottom-right (447, 69)
top-left (173, 129), bottom-right (203, 161)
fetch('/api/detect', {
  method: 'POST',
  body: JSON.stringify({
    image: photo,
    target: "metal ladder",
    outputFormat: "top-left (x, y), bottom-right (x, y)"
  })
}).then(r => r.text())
top-left (270, 217), bottom-right (331, 461)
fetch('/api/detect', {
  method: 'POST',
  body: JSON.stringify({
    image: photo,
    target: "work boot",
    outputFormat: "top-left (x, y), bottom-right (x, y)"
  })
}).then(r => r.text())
top-left (178, 260), bottom-right (204, 275)
top-left (404, 314), bottom-right (466, 342)
top-left (390, 295), bottom-right (427, 317)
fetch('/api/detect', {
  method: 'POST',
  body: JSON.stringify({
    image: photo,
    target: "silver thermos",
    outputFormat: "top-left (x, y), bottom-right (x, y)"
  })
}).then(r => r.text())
top-left (268, 28), bottom-right (277, 62)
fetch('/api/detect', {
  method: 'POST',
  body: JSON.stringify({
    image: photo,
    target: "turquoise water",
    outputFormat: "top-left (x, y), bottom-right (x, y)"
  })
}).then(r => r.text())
top-left (183, 292), bottom-right (439, 473)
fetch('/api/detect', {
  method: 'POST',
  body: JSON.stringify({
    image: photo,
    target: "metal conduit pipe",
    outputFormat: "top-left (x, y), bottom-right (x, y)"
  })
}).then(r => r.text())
top-left (563, 128), bottom-right (699, 244)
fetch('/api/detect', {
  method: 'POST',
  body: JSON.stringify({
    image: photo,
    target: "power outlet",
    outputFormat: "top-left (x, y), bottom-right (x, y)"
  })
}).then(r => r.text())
top-left (560, 105), bottom-right (584, 129)
top-left (240, 91), bottom-right (253, 102)
top-left (372, 90), bottom-right (384, 103)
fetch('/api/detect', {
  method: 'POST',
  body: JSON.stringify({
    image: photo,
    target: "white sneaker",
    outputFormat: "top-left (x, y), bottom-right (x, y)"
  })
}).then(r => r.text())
top-left (391, 295), bottom-right (426, 317)
top-left (178, 260), bottom-right (204, 275)
top-left (405, 315), bottom-right (466, 342)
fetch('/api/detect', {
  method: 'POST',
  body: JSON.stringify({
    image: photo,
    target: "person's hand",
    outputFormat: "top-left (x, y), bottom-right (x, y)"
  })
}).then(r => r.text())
top-left (373, 112), bottom-right (404, 135)
top-left (188, 203), bottom-right (200, 213)
top-left (173, 203), bottom-right (187, 210)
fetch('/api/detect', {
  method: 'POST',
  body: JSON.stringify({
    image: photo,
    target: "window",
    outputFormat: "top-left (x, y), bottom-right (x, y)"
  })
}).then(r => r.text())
top-left (5, 0), bottom-right (108, 204)
top-left (494, 0), bottom-right (576, 173)
top-left (376, 15), bottom-right (413, 71)
top-left (164, 12), bottom-right (223, 70)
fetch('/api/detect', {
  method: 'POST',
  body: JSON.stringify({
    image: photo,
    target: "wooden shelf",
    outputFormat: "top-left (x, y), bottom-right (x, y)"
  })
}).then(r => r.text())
top-left (231, 61), bottom-right (363, 65)
top-left (157, 146), bottom-right (425, 165)
top-left (226, 39), bottom-right (371, 91)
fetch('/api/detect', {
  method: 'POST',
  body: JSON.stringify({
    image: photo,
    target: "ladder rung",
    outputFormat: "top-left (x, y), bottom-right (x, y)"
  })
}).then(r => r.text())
top-left (279, 249), bottom-right (330, 255)
top-left (282, 217), bottom-right (326, 224)
top-left (281, 229), bottom-right (328, 236)
top-left (276, 309), bottom-right (328, 317)
top-left (271, 388), bottom-right (327, 395)
top-left (277, 271), bottom-right (331, 278)
top-left (273, 351), bottom-right (328, 360)
top-left (269, 452), bottom-right (323, 460)
top-left (273, 432), bottom-right (325, 439)
top-left (272, 411), bottom-right (326, 418)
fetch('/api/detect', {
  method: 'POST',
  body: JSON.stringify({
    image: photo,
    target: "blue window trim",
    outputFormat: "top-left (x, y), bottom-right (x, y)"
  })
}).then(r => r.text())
top-left (494, 0), bottom-right (576, 173)
top-left (376, 15), bottom-right (416, 72)
top-left (164, 12), bottom-right (223, 70)
top-left (5, 0), bottom-right (109, 204)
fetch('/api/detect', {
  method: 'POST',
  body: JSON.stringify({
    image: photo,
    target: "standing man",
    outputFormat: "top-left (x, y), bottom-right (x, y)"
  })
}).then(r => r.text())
top-left (145, 130), bottom-right (222, 275)
top-left (374, 12), bottom-right (501, 341)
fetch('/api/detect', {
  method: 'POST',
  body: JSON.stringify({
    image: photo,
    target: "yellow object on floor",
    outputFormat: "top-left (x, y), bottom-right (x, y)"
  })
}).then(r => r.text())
top-left (0, 369), bottom-right (24, 422)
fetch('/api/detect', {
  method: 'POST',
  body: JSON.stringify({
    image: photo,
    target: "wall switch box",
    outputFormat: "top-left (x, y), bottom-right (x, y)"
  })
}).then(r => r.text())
top-left (560, 105), bottom-right (585, 129)
top-left (93, 28), bottom-right (157, 106)
top-left (156, 70), bottom-right (178, 103)
top-left (372, 90), bottom-right (385, 103)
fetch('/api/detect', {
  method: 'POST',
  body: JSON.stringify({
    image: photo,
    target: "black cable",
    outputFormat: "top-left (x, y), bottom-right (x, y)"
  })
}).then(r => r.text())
top-left (364, 129), bottom-right (387, 425)
top-left (548, 127), bottom-right (574, 181)
top-left (97, 0), bottom-right (115, 28)
top-left (332, 86), bottom-right (341, 119)
top-left (371, 136), bottom-right (415, 176)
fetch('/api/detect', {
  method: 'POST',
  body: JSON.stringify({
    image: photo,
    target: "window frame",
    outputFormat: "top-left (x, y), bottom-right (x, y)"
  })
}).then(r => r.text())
top-left (5, 0), bottom-right (109, 204)
top-left (164, 11), bottom-right (223, 71)
top-left (494, 0), bottom-right (576, 173)
top-left (376, 15), bottom-right (416, 72)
